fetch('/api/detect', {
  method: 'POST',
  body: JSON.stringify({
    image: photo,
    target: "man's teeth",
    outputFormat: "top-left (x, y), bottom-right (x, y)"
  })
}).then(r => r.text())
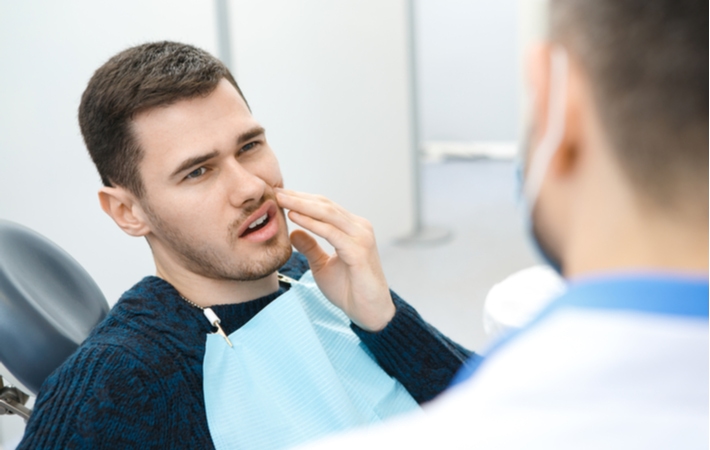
top-left (247, 213), bottom-right (269, 229)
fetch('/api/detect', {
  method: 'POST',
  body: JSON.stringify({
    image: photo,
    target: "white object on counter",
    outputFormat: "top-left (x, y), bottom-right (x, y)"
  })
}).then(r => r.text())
top-left (483, 265), bottom-right (566, 344)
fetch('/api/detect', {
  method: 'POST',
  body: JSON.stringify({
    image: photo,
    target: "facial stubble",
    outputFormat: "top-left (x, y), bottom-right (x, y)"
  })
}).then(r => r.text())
top-left (143, 198), bottom-right (292, 282)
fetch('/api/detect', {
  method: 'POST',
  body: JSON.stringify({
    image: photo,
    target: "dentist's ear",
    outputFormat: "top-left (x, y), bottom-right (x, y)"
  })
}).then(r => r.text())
top-left (525, 43), bottom-right (583, 180)
top-left (525, 44), bottom-right (550, 144)
top-left (98, 186), bottom-right (151, 237)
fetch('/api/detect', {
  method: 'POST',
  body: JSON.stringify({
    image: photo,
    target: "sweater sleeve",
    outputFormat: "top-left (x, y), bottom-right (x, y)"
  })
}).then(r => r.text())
top-left (351, 291), bottom-right (483, 404)
top-left (280, 251), bottom-right (311, 280)
top-left (18, 344), bottom-right (170, 450)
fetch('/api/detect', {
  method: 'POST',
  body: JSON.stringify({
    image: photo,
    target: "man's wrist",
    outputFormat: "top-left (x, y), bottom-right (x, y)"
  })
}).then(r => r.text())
top-left (352, 293), bottom-right (396, 333)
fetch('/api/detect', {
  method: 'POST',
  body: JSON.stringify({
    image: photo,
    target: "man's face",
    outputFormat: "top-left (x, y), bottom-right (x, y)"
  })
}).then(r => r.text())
top-left (131, 79), bottom-right (292, 281)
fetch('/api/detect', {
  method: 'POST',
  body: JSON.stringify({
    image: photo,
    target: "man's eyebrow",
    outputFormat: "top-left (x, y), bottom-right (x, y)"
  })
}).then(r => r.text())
top-left (170, 150), bottom-right (219, 178)
top-left (169, 127), bottom-right (265, 178)
top-left (237, 126), bottom-right (266, 145)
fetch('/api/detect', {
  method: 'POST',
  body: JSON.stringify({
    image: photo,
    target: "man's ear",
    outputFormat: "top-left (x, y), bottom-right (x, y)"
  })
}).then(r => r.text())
top-left (525, 44), bottom-right (551, 147)
top-left (550, 52), bottom-right (584, 179)
top-left (526, 43), bottom-right (583, 179)
top-left (98, 186), bottom-right (151, 237)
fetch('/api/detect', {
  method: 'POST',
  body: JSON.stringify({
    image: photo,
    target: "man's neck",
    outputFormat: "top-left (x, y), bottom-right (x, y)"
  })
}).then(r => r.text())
top-left (155, 261), bottom-right (280, 308)
top-left (565, 194), bottom-right (709, 280)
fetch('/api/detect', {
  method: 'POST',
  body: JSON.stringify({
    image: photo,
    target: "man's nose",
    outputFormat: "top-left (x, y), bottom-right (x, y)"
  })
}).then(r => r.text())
top-left (224, 160), bottom-right (267, 208)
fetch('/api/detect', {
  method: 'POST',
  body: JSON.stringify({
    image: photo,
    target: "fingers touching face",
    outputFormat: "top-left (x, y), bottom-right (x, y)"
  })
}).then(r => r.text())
top-left (275, 189), bottom-right (376, 253)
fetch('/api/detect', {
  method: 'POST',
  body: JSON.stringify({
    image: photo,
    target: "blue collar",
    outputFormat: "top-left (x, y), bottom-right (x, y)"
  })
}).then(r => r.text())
top-left (552, 274), bottom-right (709, 319)
top-left (451, 274), bottom-right (708, 387)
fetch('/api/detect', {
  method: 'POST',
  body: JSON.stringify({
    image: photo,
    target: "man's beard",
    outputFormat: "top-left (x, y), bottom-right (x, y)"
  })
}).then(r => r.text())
top-left (143, 194), bottom-right (292, 282)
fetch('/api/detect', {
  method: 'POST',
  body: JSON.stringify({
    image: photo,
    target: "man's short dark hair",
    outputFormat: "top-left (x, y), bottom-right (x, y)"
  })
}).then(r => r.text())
top-left (550, 0), bottom-right (708, 209)
top-left (79, 41), bottom-right (247, 197)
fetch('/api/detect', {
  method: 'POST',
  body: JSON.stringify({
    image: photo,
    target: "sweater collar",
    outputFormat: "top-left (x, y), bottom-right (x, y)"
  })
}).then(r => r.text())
top-left (114, 275), bottom-right (290, 338)
top-left (112, 252), bottom-right (309, 338)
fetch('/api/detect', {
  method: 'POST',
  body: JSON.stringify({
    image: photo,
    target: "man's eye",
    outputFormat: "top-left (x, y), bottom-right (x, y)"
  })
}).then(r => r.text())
top-left (241, 141), bottom-right (258, 153)
top-left (186, 167), bottom-right (207, 179)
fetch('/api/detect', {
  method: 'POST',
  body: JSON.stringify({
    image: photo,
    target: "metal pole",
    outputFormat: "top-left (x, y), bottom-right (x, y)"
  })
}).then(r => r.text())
top-left (215, 0), bottom-right (233, 71)
top-left (407, 0), bottom-right (423, 234)
top-left (396, 0), bottom-right (451, 245)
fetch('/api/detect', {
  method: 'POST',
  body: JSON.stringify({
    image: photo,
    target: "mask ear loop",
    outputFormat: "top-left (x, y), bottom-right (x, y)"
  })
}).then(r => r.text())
top-left (522, 47), bottom-right (569, 207)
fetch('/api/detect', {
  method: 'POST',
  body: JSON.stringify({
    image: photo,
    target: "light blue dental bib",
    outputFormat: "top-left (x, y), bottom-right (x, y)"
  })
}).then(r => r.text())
top-left (203, 270), bottom-right (420, 450)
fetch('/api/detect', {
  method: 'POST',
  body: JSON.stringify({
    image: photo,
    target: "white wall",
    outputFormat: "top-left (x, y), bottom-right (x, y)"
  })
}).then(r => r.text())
top-left (228, 0), bottom-right (414, 247)
top-left (416, 0), bottom-right (521, 142)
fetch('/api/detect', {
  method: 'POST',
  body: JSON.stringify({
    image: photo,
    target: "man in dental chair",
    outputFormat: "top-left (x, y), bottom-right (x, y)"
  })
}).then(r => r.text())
top-left (18, 42), bottom-right (476, 449)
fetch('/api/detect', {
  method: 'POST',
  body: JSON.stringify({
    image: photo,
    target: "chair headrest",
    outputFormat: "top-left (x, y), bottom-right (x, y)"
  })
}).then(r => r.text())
top-left (0, 220), bottom-right (108, 394)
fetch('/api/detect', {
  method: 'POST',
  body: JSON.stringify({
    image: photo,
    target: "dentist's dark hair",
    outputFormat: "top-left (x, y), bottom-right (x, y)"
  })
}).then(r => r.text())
top-left (79, 41), bottom-right (248, 197)
top-left (549, 0), bottom-right (708, 211)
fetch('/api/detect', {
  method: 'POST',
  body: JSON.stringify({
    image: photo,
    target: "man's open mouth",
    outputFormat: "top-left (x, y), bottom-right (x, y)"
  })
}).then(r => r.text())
top-left (241, 212), bottom-right (270, 237)
top-left (237, 201), bottom-right (279, 239)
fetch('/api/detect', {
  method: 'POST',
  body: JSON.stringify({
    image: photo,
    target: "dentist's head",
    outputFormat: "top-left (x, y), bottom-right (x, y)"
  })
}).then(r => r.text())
top-left (521, 0), bottom-right (708, 277)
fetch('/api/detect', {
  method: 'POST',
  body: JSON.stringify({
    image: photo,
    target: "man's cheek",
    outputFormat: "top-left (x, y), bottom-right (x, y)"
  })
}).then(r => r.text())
top-left (264, 152), bottom-right (283, 187)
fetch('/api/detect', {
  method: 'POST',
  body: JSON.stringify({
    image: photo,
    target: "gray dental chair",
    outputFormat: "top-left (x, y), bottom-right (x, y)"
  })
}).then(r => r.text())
top-left (0, 220), bottom-right (108, 421)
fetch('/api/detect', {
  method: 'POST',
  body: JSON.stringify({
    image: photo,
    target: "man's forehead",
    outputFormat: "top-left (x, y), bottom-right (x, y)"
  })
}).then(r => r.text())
top-left (131, 80), bottom-right (259, 175)
top-left (133, 80), bottom-right (250, 128)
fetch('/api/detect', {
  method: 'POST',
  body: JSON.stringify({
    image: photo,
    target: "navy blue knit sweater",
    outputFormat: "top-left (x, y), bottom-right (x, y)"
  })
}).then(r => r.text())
top-left (19, 253), bottom-right (475, 449)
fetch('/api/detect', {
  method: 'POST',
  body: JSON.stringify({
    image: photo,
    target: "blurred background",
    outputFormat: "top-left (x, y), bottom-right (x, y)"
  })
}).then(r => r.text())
top-left (0, 0), bottom-right (546, 446)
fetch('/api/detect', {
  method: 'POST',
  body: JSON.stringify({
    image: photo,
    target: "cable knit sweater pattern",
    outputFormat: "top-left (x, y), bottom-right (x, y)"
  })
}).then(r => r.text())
top-left (19, 253), bottom-right (474, 449)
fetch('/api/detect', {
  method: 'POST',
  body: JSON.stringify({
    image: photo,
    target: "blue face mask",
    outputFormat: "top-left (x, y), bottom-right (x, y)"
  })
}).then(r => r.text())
top-left (517, 47), bottom-right (569, 275)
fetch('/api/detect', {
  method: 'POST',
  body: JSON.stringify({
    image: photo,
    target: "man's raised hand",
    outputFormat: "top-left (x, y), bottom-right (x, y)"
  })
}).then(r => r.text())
top-left (275, 189), bottom-right (395, 332)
